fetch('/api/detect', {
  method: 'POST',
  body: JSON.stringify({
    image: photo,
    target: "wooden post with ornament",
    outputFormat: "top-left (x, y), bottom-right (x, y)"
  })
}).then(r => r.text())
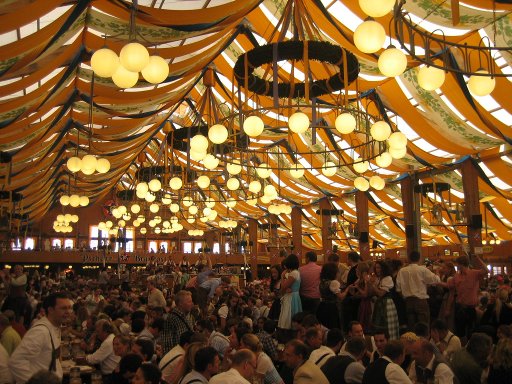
top-left (355, 190), bottom-right (370, 260)
top-left (248, 218), bottom-right (258, 279)
top-left (460, 158), bottom-right (482, 262)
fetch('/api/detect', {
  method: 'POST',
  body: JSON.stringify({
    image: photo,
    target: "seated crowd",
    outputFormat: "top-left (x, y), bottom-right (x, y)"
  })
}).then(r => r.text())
top-left (0, 249), bottom-right (510, 384)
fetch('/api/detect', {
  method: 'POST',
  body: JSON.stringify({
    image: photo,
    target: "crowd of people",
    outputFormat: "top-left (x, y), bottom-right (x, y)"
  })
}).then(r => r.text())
top-left (0, 249), bottom-right (510, 384)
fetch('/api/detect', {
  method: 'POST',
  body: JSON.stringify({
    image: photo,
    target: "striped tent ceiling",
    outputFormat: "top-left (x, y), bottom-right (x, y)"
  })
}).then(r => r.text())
top-left (1, 0), bottom-right (511, 250)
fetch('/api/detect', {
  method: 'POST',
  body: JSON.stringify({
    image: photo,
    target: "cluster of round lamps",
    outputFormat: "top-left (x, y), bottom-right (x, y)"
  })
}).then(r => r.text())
top-left (91, 42), bottom-right (169, 88)
top-left (67, 155), bottom-right (110, 175)
top-left (60, 194), bottom-right (89, 207)
top-left (354, 0), bottom-right (495, 96)
top-left (53, 214), bottom-right (79, 233)
top-left (188, 229), bottom-right (205, 236)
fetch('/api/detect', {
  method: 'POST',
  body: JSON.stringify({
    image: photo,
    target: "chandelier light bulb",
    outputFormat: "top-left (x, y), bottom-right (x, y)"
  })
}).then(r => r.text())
top-left (79, 196), bottom-right (89, 207)
top-left (354, 19), bottom-right (386, 54)
top-left (189, 205), bottom-right (198, 215)
top-left (205, 198), bottom-right (216, 208)
top-left (145, 192), bottom-right (156, 202)
top-left (358, 0), bottom-right (395, 17)
top-left (370, 121), bottom-right (392, 141)
top-left (67, 157), bottom-right (82, 173)
top-left (264, 184), bottom-right (277, 197)
top-left (260, 195), bottom-right (272, 204)
top-left (81, 155), bottom-right (97, 173)
top-left (387, 131), bottom-right (408, 149)
top-left (197, 175), bottom-right (211, 189)
top-left (149, 203), bottom-right (159, 213)
top-left (183, 196), bottom-right (193, 207)
top-left (467, 70), bottom-right (496, 97)
top-left (353, 158), bottom-right (370, 174)
top-left (354, 176), bottom-right (370, 191)
top-left (190, 134), bottom-right (209, 152)
top-left (169, 177), bottom-right (183, 190)
top-left (227, 178), bottom-right (240, 191)
top-left (208, 124), bottom-right (229, 144)
top-left (247, 198), bottom-right (258, 206)
top-left (111, 64), bottom-right (139, 88)
top-left (95, 158), bottom-right (111, 173)
top-left (203, 207), bottom-right (212, 217)
top-left (118, 205), bottom-right (127, 214)
top-left (71, 214), bottom-right (79, 223)
top-left (120, 42), bottom-right (150, 72)
top-left (335, 113), bottom-right (357, 134)
top-left (256, 163), bottom-right (272, 178)
top-left (140, 228), bottom-right (147, 234)
top-left (202, 154), bottom-right (219, 170)
top-left (118, 219), bottom-right (126, 228)
top-left (290, 163), bottom-right (305, 178)
top-left (148, 178), bottom-right (162, 192)
top-left (226, 160), bottom-right (242, 175)
top-left (137, 182), bottom-right (149, 193)
top-left (322, 161), bottom-right (337, 177)
top-left (226, 197), bottom-right (237, 208)
top-left (190, 149), bottom-right (207, 161)
top-left (378, 46), bottom-right (408, 77)
top-left (69, 194), bottom-right (80, 207)
top-left (369, 175), bottom-right (386, 190)
top-left (133, 220), bottom-right (140, 227)
top-left (141, 55), bottom-right (169, 84)
top-left (60, 195), bottom-right (70, 206)
top-left (375, 152), bottom-right (393, 168)
top-left (161, 194), bottom-right (172, 205)
top-left (288, 111), bottom-right (310, 134)
top-left (417, 66), bottom-right (446, 91)
top-left (389, 146), bottom-right (407, 159)
top-left (131, 204), bottom-right (141, 214)
top-left (249, 180), bottom-right (262, 193)
top-left (243, 115), bottom-right (265, 137)
top-left (170, 203), bottom-right (179, 213)
top-left (91, 48), bottom-right (120, 78)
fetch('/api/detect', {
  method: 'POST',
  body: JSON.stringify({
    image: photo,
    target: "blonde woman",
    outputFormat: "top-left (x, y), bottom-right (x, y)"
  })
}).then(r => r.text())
top-left (240, 333), bottom-right (283, 384)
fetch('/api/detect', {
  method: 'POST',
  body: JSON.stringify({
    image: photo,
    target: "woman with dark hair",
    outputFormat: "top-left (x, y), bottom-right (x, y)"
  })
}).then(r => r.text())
top-left (370, 260), bottom-right (399, 340)
top-left (278, 255), bottom-right (302, 330)
top-left (316, 262), bottom-right (349, 329)
top-left (268, 265), bottom-right (283, 321)
top-left (131, 363), bottom-right (162, 384)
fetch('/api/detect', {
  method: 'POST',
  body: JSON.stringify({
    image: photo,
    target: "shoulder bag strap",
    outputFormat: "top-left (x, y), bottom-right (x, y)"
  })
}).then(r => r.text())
top-left (32, 324), bottom-right (57, 372)
top-left (315, 353), bottom-right (331, 365)
top-left (160, 353), bottom-right (183, 371)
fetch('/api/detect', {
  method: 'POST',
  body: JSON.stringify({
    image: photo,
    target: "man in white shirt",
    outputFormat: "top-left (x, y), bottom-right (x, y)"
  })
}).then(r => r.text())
top-left (85, 319), bottom-right (120, 377)
top-left (409, 338), bottom-right (455, 384)
top-left (159, 330), bottom-right (194, 384)
top-left (362, 340), bottom-right (412, 384)
top-left (321, 337), bottom-right (366, 384)
top-left (209, 349), bottom-right (256, 384)
top-left (180, 346), bottom-right (220, 384)
top-left (430, 319), bottom-right (461, 360)
top-left (309, 328), bottom-right (343, 368)
top-left (396, 251), bottom-right (440, 329)
top-left (9, 292), bottom-right (73, 383)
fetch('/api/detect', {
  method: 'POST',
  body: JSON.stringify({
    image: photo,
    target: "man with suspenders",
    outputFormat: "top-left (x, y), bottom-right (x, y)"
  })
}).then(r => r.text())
top-left (178, 347), bottom-right (220, 384)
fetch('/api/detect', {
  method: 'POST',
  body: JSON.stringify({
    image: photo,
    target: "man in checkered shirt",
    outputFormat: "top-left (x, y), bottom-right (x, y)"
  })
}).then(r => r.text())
top-left (161, 290), bottom-right (195, 354)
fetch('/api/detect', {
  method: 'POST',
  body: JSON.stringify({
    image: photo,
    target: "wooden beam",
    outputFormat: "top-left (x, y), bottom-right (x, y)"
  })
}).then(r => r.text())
top-left (452, 0), bottom-right (460, 26)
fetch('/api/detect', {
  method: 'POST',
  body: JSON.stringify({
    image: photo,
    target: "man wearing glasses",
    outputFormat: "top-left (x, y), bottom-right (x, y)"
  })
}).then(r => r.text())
top-left (209, 349), bottom-right (257, 384)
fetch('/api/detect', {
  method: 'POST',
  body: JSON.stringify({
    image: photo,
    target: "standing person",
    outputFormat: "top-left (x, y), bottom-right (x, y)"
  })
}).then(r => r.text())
top-left (161, 290), bottom-right (195, 354)
top-left (209, 349), bottom-right (257, 384)
top-left (9, 292), bottom-right (73, 383)
top-left (353, 262), bottom-right (373, 332)
top-left (282, 339), bottom-right (329, 384)
top-left (370, 261), bottom-right (400, 340)
top-left (278, 255), bottom-right (302, 331)
top-left (316, 263), bottom-right (349, 330)
top-left (342, 252), bottom-right (362, 332)
top-left (0, 265), bottom-right (30, 326)
top-left (147, 277), bottom-right (166, 309)
top-left (267, 265), bottom-right (282, 322)
top-left (396, 251), bottom-right (440, 330)
top-left (362, 340), bottom-right (412, 384)
top-left (299, 251), bottom-right (322, 315)
top-left (446, 255), bottom-right (487, 341)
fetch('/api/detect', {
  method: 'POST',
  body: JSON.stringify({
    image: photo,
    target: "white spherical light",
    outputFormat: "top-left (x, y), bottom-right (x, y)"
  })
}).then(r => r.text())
top-left (226, 160), bottom-right (242, 175)
top-left (112, 65), bottom-right (139, 89)
top-left (389, 146), bottom-right (407, 159)
top-left (467, 70), bottom-right (496, 97)
top-left (226, 198), bottom-right (236, 208)
top-left (150, 203), bottom-right (159, 213)
top-left (197, 175), bottom-right (211, 189)
top-left (354, 20), bottom-right (386, 54)
top-left (353, 158), bottom-right (370, 174)
top-left (112, 208), bottom-right (121, 218)
top-left (91, 48), bottom-right (119, 78)
top-left (81, 166), bottom-right (95, 176)
top-left (202, 154), bottom-right (219, 170)
top-left (370, 175), bottom-right (386, 190)
top-left (131, 204), bottom-right (141, 214)
top-left (249, 180), bottom-right (262, 193)
top-left (69, 194), bottom-right (80, 207)
top-left (79, 196), bottom-right (89, 207)
top-left (288, 111), bottom-right (310, 134)
top-left (148, 178), bottom-right (162, 192)
top-left (247, 198), bottom-right (257, 206)
top-left (71, 214), bottom-right (79, 223)
top-left (205, 198), bottom-right (216, 208)
top-left (243, 116), bottom-right (264, 137)
top-left (67, 157), bottom-right (82, 173)
top-left (170, 203), bottom-right (179, 213)
top-left (264, 184), bottom-right (277, 197)
top-left (182, 196), bottom-right (193, 207)
top-left (375, 152), bottom-right (393, 168)
top-left (81, 155), bottom-right (97, 172)
top-left (354, 177), bottom-right (370, 191)
top-left (370, 121), bottom-right (392, 141)
top-left (190, 149), bottom-right (207, 161)
top-left (203, 207), bottom-right (212, 217)
top-left (141, 55), bottom-right (169, 84)
top-left (387, 131), bottom-right (408, 148)
top-left (335, 113), bottom-right (357, 134)
top-left (140, 227), bottom-right (147, 234)
top-left (133, 220), bottom-right (140, 227)
top-left (417, 66), bottom-right (445, 91)
top-left (118, 205), bottom-right (127, 214)
top-left (359, 0), bottom-right (395, 17)
top-left (137, 182), bottom-right (149, 193)
top-left (189, 205), bottom-right (198, 215)
top-left (169, 177), bottom-right (183, 190)
top-left (118, 219), bottom-right (126, 228)
top-left (256, 163), bottom-right (272, 179)
top-left (190, 134), bottom-right (209, 152)
top-left (60, 195), bottom-right (70, 206)
top-left (378, 47), bottom-right (407, 77)
top-left (227, 178), bottom-right (240, 191)
top-left (208, 124), bottom-right (228, 144)
top-left (260, 195), bottom-right (272, 204)
top-left (95, 158), bottom-right (111, 173)
top-left (290, 163), bottom-right (305, 178)
top-left (119, 42), bottom-right (150, 72)
top-left (322, 161), bottom-right (337, 177)
top-left (145, 193), bottom-right (156, 203)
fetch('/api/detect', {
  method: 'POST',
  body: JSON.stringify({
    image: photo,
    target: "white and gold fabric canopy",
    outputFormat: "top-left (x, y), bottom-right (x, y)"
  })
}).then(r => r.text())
top-left (0, 0), bottom-right (511, 251)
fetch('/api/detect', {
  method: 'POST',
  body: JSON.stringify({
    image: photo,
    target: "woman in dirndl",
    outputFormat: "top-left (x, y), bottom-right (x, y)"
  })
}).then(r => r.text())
top-left (371, 260), bottom-right (399, 340)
